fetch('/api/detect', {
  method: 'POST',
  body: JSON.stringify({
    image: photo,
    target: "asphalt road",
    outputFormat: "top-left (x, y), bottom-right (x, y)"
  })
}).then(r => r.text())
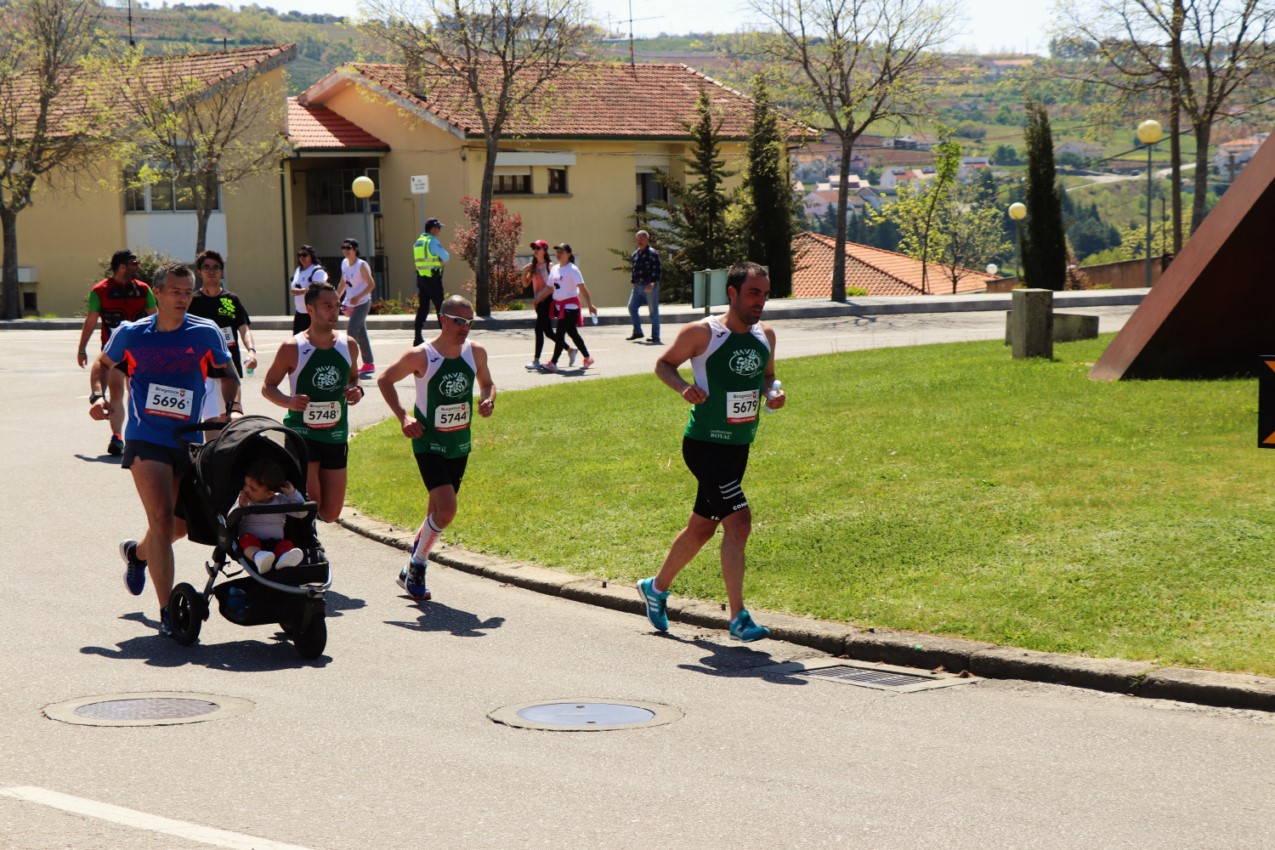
top-left (3, 308), bottom-right (1273, 850)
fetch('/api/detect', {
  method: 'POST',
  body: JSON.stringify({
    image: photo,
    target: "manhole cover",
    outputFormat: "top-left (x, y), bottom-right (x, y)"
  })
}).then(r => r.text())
top-left (489, 699), bottom-right (681, 731)
top-left (758, 659), bottom-right (979, 693)
top-left (44, 692), bottom-right (254, 727)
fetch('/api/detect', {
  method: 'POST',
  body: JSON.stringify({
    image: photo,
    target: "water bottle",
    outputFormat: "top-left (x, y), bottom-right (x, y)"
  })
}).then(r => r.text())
top-left (765, 380), bottom-right (782, 414)
top-left (591, 313), bottom-right (598, 326)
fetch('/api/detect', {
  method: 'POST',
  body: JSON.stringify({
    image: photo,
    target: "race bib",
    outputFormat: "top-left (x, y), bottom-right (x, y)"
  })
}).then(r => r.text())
top-left (726, 389), bottom-right (760, 424)
top-left (145, 383), bottom-right (194, 420)
top-left (303, 400), bottom-right (341, 428)
top-left (221, 326), bottom-right (235, 346)
top-left (434, 402), bottom-right (470, 433)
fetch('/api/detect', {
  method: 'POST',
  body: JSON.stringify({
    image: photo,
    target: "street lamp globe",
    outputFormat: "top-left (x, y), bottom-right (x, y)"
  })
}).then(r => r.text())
top-left (1136, 119), bottom-right (1163, 146)
top-left (352, 175), bottom-right (375, 199)
top-left (1008, 202), bottom-right (1027, 221)
top-left (986, 263), bottom-right (998, 276)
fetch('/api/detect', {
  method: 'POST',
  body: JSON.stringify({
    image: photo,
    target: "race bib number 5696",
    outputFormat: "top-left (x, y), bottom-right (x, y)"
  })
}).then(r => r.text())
top-left (145, 383), bottom-right (193, 420)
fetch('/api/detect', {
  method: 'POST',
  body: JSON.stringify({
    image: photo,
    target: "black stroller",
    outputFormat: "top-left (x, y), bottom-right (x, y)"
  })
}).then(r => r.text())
top-left (172, 415), bottom-right (331, 659)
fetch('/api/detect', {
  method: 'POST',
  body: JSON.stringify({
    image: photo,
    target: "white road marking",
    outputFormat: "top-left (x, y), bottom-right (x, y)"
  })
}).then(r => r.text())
top-left (0, 786), bottom-right (315, 850)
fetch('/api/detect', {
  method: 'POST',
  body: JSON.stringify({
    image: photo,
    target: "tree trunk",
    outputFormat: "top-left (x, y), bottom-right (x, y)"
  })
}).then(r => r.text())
top-left (830, 135), bottom-right (854, 302)
top-left (475, 137), bottom-right (498, 317)
top-left (1190, 120), bottom-right (1212, 234)
top-left (1168, 1), bottom-right (1185, 254)
top-left (196, 208), bottom-right (210, 258)
top-left (1, 205), bottom-right (19, 320)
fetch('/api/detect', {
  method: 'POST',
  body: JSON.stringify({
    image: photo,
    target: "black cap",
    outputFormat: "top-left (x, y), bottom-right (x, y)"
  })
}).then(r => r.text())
top-left (425, 218), bottom-right (443, 231)
top-left (110, 249), bottom-right (138, 271)
top-left (553, 243), bottom-right (572, 254)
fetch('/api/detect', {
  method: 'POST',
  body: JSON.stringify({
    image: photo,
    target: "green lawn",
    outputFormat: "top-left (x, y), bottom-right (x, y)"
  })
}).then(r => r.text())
top-left (347, 336), bottom-right (1275, 676)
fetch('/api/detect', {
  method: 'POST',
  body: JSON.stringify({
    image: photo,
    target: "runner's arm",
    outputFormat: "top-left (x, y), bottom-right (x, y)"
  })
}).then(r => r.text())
top-left (655, 323), bottom-right (710, 404)
top-left (261, 340), bottom-right (308, 412)
top-left (473, 345), bottom-right (495, 418)
top-left (76, 311), bottom-right (99, 368)
top-left (377, 350), bottom-right (425, 438)
top-left (88, 350), bottom-right (117, 419)
top-left (344, 337), bottom-right (363, 405)
top-left (762, 323), bottom-right (785, 410)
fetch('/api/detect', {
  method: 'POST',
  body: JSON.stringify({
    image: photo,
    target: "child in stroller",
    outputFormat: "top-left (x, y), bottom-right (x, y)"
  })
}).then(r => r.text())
top-left (232, 458), bottom-right (309, 573)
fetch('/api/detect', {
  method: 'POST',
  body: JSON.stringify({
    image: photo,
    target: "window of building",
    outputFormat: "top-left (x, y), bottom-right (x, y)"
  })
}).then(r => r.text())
top-left (636, 171), bottom-right (668, 211)
top-left (305, 167), bottom-right (381, 215)
top-left (548, 168), bottom-right (568, 194)
top-left (494, 172), bottom-right (532, 194)
top-left (123, 166), bottom-right (220, 213)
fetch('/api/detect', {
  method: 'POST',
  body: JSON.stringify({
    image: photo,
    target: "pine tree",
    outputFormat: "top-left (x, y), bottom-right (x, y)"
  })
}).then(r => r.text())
top-left (743, 75), bottom-right (795, 297)
top-left (1021, 99), bottom-right (1067, 290)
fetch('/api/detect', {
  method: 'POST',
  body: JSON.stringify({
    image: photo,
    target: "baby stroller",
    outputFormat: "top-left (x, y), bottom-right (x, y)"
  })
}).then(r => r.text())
top-left (172, 415), bottom-right (332, 659)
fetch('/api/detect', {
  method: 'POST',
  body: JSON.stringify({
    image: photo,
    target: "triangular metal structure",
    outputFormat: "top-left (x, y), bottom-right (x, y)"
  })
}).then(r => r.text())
top-left (1092, 132), bottom-right (1275, 380)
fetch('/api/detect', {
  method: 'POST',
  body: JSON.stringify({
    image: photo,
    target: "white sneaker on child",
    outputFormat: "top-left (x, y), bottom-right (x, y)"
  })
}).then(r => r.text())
top-left (253, 550), bottom-right (276, 573)
top-left (276, 548), bottom-right (304, 570)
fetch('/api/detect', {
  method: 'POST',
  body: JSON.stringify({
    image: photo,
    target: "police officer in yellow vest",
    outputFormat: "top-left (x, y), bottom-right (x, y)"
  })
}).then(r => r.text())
top-left (413, 218), bottom-right (450, 345)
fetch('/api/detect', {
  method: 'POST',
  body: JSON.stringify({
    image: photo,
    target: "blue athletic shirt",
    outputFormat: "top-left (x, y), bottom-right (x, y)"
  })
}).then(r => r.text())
top-left (104, 313), bottom-right (231, 447)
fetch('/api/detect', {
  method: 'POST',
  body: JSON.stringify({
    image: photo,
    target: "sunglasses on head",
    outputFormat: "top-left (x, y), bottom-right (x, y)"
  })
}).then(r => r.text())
top-left (442, 313), bottom-right (472, 326)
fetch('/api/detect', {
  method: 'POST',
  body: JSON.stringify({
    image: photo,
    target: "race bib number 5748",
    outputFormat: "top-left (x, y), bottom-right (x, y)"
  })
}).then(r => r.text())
top-left (145, 383), bottom-right (194, 420)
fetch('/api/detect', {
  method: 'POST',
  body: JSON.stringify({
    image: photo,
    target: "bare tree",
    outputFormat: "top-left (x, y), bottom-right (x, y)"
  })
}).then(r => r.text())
top-left (0, 0), bottom-right (112, 319)
top-left (360, 0), bottom-right (593, 316)
top-left (748, 0), bottom-right (954, 302)
top-left (107, 45), bottom-right (295, 257)
top-left (1056, 0), bottom-right (1275, 243)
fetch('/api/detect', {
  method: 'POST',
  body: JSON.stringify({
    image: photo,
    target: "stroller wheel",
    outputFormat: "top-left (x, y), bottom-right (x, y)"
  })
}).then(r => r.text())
top-left (293, 614), bottom-right (326, 660)
top-left (169, 584), bottom-right (206, 646)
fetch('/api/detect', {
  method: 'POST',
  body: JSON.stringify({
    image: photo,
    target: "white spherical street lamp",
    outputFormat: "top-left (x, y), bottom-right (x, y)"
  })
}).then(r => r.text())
top-left (1136, 120), bottom-right (1164, 287)
top-left (1007, 203), bottom-right (1027, 282)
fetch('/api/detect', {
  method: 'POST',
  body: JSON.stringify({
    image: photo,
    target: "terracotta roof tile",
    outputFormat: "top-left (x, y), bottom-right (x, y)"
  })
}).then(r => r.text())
top-left (792, 231), bottom-right (999, 298)
top-left (287, 98), bottom-right (388, 150)
top-left (331, 62), bottom-right (811, 140)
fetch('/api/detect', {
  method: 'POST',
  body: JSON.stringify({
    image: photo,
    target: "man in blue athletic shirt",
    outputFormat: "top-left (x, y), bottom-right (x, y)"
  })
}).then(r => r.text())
top-left (90, 262), bottom-right (236, 637)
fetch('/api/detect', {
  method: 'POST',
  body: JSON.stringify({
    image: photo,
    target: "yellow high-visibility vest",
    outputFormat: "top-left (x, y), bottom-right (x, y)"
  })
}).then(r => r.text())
top-left (414, 235), bottom-right (442, 276)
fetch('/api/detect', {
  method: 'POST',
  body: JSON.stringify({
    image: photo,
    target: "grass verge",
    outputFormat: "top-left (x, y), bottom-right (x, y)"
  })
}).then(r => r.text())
top-left (347, 335), bottom-right (1275, 676)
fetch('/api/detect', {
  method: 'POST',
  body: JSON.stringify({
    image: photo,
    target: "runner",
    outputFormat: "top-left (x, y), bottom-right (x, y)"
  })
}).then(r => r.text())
top-left (376, 294), bottom-right (495, 601)
top-left (636, 261), bottom-right (786, 643)
top-left (188, 249), bottom-right (256, 422)
top-left (76, 249), bottom-right (156, 456)
top-left (88, 262), bottom-right (237, 637)
top-left (289, 246), bottom-right (329, 335)
top-left (261, 281), bottom-right (364, 523)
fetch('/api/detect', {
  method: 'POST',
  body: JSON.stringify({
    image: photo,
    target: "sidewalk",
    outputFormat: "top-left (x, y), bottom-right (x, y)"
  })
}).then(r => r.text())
top-left (0, 289), bottom-right (1150, 331)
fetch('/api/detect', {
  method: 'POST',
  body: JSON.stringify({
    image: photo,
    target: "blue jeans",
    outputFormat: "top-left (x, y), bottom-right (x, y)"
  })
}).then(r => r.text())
top-left (628, 283), bottom-right (660, 339)
top-left (347, 300), bottom-right (374, 365)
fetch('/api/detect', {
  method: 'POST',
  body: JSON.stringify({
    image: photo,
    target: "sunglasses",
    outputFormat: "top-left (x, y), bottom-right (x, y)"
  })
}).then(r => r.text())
top-left (442, 313), bottom-right (472, 327)
top-left (200, 264), bottom-right (222, 271)
top-left (341, 245), bottom-right (355, 250)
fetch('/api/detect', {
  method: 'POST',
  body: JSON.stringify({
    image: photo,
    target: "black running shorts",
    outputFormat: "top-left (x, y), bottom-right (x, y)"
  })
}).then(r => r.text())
top-left (682, 436), bottom-right (750, 522)
top-left (303, 439), bottom-right (348, 471)
top-left (415, 451), bottom-right (468, 493)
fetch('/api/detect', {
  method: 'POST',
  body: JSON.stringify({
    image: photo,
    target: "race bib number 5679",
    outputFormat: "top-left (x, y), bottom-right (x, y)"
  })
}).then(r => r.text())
top-left (726, 389), bottom-right (759, 424)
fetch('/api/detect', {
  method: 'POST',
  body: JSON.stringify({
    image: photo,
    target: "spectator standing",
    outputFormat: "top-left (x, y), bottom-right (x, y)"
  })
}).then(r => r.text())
top-left (289, 246), bottom-right (328, 335)
top-left (75, 249), bottom-right (156, 456)
top-left (627, 229), bottom-right (662, 344)
top-left (412, 218), bottom-right (449, 345)
top-left (340, 237), bottom-right (377, 376)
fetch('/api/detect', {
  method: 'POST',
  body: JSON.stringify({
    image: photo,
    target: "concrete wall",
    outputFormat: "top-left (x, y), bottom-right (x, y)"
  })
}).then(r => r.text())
top-left (1082, 256), bottom-right (1169, 290)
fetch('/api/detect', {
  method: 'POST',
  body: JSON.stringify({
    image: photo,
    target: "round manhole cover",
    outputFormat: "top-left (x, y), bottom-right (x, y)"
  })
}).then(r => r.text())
top-left (44, 692), bottom-right (253, 727)
top-left (489, 699), bottom-right (680, 731)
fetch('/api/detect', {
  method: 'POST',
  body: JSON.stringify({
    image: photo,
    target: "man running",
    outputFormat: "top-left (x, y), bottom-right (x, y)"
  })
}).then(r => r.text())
top-left (89, 262), bottom-right (236, 637)
top-left (76, 249), bottom-right (156, 456)
top-left (637, 261), bottom-right (786, 642)
top-left (377, 294), bottom-right (495, 601)
top-left (189, 249), bottom-right (255, 422)
top-left (262, 281), bottom-right (364, 523)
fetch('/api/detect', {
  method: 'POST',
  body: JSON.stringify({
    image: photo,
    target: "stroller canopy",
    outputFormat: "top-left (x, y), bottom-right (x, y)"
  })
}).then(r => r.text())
top-left (197, 415), bottom-right (309, 508)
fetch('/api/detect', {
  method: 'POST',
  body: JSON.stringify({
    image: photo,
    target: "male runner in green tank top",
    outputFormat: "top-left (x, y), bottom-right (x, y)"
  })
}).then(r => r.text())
top-left (378, 294), bottom-right (495, 601)
top-left (638, 261), bottom-right (786, 642)
top-left (262, 281), bottom-right (364, 522)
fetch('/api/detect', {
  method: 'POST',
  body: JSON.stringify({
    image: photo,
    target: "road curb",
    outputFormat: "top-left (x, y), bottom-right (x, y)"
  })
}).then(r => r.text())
top-left (335, 508), bottom-right (1273, 713)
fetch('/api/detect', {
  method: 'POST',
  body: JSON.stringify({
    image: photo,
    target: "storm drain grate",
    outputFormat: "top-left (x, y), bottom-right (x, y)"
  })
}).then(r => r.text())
top-left (44, 692), bottom-right (254, 727)
top-left (798, 666), bottom-right (933, 688)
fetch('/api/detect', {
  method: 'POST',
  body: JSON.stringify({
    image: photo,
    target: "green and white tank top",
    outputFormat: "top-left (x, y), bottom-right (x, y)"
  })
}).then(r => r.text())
top-left (684, 316), bottom-right (770, 446)
top-left (283, 332), bottom-right (352, 444)
top-left (412, 341), bottom-right (477, 459)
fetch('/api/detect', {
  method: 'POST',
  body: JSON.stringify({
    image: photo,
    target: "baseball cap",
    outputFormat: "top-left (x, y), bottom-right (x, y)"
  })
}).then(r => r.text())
top-left (530, 239), bottom-right (549, 250)
top-left (425, 218), bottom-right (443, 230)
top-left (553, 243), bottom-right (573, 254)
top-left (110, 249), bottom-right (138, 270)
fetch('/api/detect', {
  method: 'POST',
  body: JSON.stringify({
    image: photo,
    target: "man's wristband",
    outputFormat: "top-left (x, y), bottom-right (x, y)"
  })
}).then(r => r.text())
top-left (248, 348), bottom-right (256, 353)
top-left (89, 392), bottom-right (103, 404)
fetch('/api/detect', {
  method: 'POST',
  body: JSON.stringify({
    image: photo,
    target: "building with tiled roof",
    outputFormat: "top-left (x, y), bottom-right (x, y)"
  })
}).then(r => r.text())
top-left (12, 45), bottom-right (298, 317)
top-left (289, 61), bottom-right (815, 307)
top-left (792, 231), bottom-right (1000, 298)
top-left (287, 99), bottom-right (389, 153)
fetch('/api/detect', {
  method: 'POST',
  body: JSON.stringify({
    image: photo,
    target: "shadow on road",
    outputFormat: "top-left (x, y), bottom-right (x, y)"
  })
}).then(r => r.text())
top-left (385, 601), bottom-right (505, 637)
top-left (659, 636), bottom-right (809, 685)
top-left (79, 612), bottom-right (332, 670)
top-left (73, 453), bottom-right (122, 465)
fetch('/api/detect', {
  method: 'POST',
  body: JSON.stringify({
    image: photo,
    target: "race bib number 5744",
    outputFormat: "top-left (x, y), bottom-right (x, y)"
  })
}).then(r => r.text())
top-left (434, 402), bottom-right (470, 432)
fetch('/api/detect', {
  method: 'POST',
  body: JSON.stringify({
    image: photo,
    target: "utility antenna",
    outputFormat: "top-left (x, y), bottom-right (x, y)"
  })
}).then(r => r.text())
top-left (127, 0), bottom-right (135, 46)
top-left (624, 0), bottom-right (663, 70)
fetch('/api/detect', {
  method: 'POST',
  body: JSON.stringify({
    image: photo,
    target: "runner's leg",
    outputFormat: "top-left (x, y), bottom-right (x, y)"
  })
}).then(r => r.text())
top-left (129, 459), bottom-right (180, 608)
top-left (107, 366), bottom-right (127, 437)
top-left (653, 512), bottom-right (718, 593)
top-left (316, 466), bottom-right (346, 522)
top-left (718, 507), bottom-right (752, 620)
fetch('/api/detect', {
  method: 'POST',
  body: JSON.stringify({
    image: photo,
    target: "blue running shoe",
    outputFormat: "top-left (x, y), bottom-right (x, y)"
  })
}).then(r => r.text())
top-left (397, 559), bottom-right (431, 601)
top-left (158, 607), bottom-right (173, 638)
top-left (119, 539), bottom-right (147, 596)
top-left (636, 577), bottom-right (669, 632)
top-left (728, 609), bottom-right (770, 643)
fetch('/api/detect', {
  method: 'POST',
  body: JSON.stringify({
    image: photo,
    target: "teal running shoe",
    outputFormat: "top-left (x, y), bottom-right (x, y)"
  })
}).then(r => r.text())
top-left (728, 609), bottom-right (770, 643)
top-left (636, 577), bottom-right (669, 632)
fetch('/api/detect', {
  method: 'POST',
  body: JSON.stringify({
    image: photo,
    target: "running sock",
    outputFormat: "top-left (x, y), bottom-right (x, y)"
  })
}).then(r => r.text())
top-left (412, 515), bottom-right (444, 563)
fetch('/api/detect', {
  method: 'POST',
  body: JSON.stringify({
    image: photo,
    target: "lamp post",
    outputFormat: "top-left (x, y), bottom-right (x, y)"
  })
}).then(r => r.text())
top-left (1008, 202), bottom-right (1027, 283)
top-left (1136, 119), bottom-right (1163, 287)
top-left (351, 175), bottom-right (375, 290)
